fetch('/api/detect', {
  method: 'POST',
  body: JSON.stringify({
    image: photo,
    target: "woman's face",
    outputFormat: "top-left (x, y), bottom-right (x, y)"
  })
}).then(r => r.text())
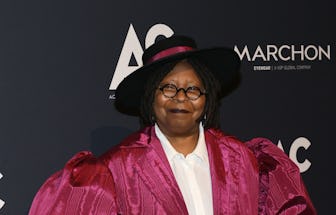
top-left (153, 61), bottom-right (206, 137)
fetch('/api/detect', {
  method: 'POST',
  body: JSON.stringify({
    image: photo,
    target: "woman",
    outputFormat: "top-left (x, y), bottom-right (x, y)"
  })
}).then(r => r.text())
top-left (29, 35), bottom-right (316, 214)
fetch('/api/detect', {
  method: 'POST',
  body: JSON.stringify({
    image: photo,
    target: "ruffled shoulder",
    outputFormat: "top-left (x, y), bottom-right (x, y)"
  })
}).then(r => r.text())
top-left (29, 151), bottom-right (117, 215)
top-left (246, 138), bottom-right (316, 215)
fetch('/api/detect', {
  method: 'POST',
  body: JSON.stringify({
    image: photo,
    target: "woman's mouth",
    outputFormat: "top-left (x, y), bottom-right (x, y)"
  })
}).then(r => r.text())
top-left (169, 109), bottom-right (190, 113)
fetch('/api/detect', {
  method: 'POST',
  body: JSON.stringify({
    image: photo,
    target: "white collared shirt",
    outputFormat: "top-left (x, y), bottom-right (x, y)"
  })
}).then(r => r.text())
top-left (155, 123), bottom-right (213, 215)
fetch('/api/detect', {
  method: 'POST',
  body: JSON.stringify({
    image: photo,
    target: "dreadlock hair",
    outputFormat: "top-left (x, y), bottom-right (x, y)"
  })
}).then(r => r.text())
top-left (139, 57), bottom-right (222, 129)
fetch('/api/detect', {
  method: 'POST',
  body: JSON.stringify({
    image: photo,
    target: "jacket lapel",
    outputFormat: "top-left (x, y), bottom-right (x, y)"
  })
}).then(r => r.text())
top-left (205, 129), bottom-right (231, 215)
top-left (131, 127), bottom-right (188, 214)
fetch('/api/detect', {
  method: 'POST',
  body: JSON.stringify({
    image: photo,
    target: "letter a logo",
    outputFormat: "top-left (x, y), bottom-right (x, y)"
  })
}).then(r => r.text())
top-left (109, 24), bottom-right (143, 90)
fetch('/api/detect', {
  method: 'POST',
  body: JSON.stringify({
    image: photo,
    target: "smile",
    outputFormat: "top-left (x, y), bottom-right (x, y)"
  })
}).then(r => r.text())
top-left (169, 109), bottom-right (190, 114)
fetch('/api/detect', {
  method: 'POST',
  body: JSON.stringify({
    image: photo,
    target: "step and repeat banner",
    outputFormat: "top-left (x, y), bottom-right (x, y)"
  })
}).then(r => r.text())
top-left (0, 0), bottom-right (335, 214)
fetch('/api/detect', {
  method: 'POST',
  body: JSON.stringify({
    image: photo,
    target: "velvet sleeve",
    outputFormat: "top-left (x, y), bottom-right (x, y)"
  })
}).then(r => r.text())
top-left (29, 151), bottom-right (118, 215)
top-left (246, 138), bottom-right (316, 215)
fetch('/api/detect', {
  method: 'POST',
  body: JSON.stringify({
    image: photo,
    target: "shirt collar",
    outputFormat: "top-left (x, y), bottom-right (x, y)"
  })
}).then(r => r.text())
top-left (154, 123), bottom-right (208, 162)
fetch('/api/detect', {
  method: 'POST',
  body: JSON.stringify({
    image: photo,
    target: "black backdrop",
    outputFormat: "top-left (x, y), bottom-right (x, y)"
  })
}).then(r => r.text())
top-left (0, 0), bottom-right (335, 214)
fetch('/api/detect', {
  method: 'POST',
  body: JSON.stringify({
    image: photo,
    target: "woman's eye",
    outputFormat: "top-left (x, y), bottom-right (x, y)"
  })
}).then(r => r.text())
top-left (165, 84), bottom-right (177, 90)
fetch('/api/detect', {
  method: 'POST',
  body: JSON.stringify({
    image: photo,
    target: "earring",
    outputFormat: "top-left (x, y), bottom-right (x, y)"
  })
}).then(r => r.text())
top-left (151, 115), bottom-right (156, 124)
top-left (202, 114), bottom-right (207, 127)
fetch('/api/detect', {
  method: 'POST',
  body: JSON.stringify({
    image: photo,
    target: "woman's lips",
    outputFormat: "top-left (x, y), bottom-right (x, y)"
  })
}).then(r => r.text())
top-left (169, 108), bottom-right (190, 113)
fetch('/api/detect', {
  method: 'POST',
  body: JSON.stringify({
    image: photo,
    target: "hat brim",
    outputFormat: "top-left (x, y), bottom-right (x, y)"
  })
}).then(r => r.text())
top-left (115, 47), bottom-right (241, 116)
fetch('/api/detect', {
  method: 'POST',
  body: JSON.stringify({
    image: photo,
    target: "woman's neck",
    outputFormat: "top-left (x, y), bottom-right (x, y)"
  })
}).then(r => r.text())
top-left (164, 131), bottom-right (199, 157)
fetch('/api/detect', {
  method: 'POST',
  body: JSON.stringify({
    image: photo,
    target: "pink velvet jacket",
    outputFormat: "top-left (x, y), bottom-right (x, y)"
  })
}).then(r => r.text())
top-left (29, 127), bottom-right (316, 214)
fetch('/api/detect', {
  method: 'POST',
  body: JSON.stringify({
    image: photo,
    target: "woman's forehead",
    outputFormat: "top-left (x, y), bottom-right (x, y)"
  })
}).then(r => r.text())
top-left (161, 61), bottom-right (202, 84)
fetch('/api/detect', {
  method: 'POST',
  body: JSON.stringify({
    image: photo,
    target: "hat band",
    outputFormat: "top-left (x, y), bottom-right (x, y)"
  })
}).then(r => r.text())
top-left (146, 46), bottom-right (194, 65)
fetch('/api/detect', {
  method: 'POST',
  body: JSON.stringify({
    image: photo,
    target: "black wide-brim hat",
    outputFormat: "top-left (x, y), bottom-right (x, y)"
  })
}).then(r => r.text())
top-left (115, 35), bottom-right (241, 115)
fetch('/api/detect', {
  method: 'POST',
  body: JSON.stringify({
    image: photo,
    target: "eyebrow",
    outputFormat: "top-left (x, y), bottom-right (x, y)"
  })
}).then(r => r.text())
top-left (159, 83), bottom-right (205, 90)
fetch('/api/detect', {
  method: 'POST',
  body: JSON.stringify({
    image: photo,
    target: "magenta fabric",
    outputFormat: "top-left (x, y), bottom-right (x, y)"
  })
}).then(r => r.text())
top-left (246, 138), bottom-right (316, 215)
top-left (146, 46), bottom-right (194, 64)
top-left (29, 126), bottom-right (316, 214)
top-left (28, 152), bottom-right (117, 214)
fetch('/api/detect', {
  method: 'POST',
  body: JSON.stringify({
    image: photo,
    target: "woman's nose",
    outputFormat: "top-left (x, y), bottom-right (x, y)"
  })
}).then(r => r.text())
top-left (173, 88), bottom-right (188, 102)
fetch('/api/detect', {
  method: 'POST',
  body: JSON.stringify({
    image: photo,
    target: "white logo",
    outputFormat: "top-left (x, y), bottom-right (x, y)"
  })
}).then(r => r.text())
top-left (0, 172), bottom-right (4, 210)
top-left (234, 45), bottom-right (331, 62)
top-left (109, 23), bottom-right (174, 91)
top-left (277, 137), bottom-right (312, 173)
